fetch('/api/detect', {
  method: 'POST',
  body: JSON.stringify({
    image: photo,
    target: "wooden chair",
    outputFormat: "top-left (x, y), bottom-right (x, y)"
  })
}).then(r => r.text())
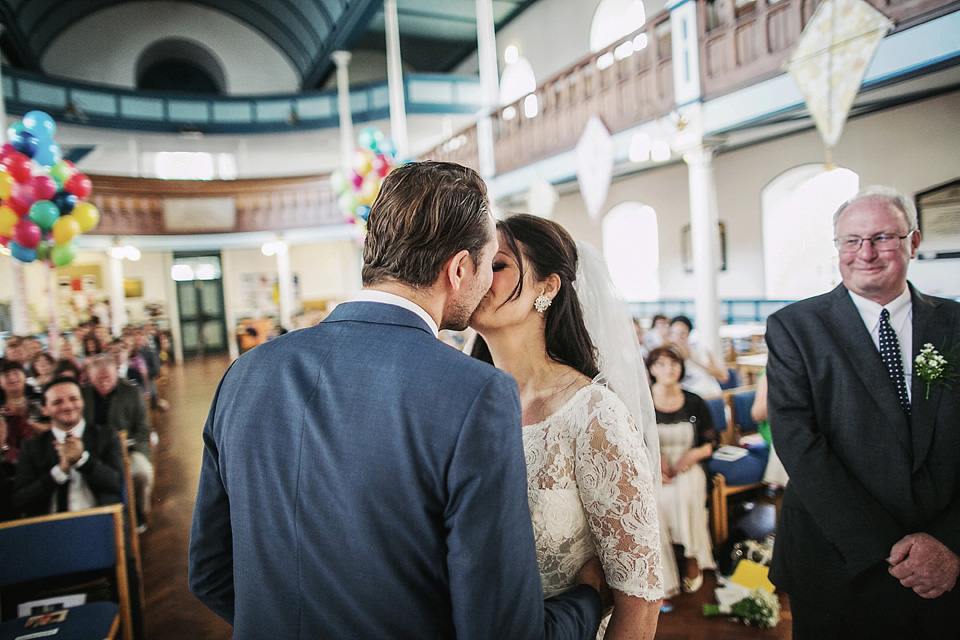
top-left (117, 431), bottom-right (146, 616)
top-left (708, 386), bottom-right (767, 544)
top-left (0, 504), bottom-right (133, 640)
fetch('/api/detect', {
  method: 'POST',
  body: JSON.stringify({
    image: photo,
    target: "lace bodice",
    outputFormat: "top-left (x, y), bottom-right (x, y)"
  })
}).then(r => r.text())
top-left (523, 384), bottom-right (663, 602)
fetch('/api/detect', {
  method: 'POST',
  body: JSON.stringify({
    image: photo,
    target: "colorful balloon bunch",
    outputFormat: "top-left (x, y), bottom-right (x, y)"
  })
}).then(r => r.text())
top-left (329, 126), bottom-right (400, 228)
top-left (0, 110), bottom-right (99, 267)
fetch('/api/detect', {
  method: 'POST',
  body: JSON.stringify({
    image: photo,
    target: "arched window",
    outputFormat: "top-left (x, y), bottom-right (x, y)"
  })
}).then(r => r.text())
top-left (761, 165), bottom-right (860, 299)
top-left (602, 202), bottom-right (660, 301)
top-left (590, 0), bottom-right (647, 52)
top-left (136, 38), bottom-right (226, 94)
top-left (499, 45), bottom-right (537, 120)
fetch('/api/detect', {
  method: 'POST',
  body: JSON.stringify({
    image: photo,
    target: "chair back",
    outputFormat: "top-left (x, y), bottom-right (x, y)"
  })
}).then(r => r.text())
top-left (732, 390), bottom-right (757, 433)
top-left (719, 367), bottom-right (742, 390)
top-left (117, 431), bottom-right (145, 614)
top-left (704, 396), bottom-right (728, 435)
top-left (0, 504), bottom-right (133, 640)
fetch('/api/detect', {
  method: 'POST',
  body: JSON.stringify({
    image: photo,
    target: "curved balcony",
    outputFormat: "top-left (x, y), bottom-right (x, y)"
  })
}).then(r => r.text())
top-left (2, 68), bottom-right (482, 134)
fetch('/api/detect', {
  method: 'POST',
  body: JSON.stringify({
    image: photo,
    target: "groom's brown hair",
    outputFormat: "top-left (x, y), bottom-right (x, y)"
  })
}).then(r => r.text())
top-left (362, 161), bottom-right (491, 288)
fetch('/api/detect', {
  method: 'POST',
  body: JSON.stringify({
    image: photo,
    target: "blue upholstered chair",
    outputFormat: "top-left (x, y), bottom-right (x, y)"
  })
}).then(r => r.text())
top-left (0, 504), bottom-right (133, 640)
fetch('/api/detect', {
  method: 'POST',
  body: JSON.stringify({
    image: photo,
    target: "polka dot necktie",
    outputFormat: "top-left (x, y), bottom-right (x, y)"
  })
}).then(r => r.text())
top-left (879, 308), bottom-right (911, 419)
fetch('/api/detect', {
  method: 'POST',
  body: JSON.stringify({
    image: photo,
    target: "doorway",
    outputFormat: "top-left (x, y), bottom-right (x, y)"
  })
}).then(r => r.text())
top-left (172, 252), bottom-right (228, 357)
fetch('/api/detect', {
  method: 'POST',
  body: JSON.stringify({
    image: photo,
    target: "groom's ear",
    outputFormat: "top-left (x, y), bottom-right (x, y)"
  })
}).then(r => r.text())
top-left (443, 249), bottom-right (473, 291)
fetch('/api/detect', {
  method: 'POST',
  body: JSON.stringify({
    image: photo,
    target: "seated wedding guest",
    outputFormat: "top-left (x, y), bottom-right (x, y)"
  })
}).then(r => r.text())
top-left (82, 333), bottom-right (103, 358)
top-left (647, 345), bottom-right (717, 593)
top-left (750, 371), bottom-right (788, 488)
top-left (108, 339), bottom-right (146, 391)
top-left (2, 336), bottom-right (26, 366)
top-left (0, 360), bottom-right (42, 464)
top-left (20, 336), bottom-right (44, 376)
top-left (83, 354), bottom-right (154, 532)
top-left (13, 376), bottom-right (123, 517)
top-left (53, 358), bottom-right (83, 381)
top-left (668, 315), bottom-right (728, 398)
top-left (28, 352), bottom-right (57, 394)
top-left (133, 328), bottom-right (167, 410)
top-left (642, 314), bottom-right (671, 357)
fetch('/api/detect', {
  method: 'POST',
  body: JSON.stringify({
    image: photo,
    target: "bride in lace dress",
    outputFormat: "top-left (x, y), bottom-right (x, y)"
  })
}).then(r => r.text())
top-left (470, 214), bottom-right (663, 639)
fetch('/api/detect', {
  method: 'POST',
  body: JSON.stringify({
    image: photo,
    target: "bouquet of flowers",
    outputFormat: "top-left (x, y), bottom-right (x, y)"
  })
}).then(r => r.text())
top-left (915, 342), bottom-right (958, 400)
top-left (704, 585), bottom-right (780, 628)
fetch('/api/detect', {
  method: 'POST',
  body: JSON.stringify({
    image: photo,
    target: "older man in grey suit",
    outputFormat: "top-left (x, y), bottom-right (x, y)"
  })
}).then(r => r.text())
top-left (189, 161), bottom-right (605, 640)
top-left (766, 186), bottom-right (960, 638)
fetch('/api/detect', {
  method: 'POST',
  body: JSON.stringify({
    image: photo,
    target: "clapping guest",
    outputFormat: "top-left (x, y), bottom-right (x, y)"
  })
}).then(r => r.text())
top-left (0, 360), bottom-right (42, 464)
top-left (28, 353), bottom-right (57, 394)
top-left (647, 346), bottom-right (717, 593)
top-left (667, 315), bottom-right (728, 398)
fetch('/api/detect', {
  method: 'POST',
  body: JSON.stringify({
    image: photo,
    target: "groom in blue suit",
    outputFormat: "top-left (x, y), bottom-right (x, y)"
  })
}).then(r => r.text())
top-left (189, 161), bottom-right (604, 639)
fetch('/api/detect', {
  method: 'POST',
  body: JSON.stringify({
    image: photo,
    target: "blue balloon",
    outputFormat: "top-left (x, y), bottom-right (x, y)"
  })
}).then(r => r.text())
top-left (52, 190), bottom-right (79, 216)
top-left (377, 138), bottom-right (397, 158)
top-left (23, 110), bottom-right (56, 140)
top-left (9, 128), bottom-right (39, 158)
top-left (33, 141), bottom-right (62, 167)
top-left (356, 205), bottom-right (371, 222)
top-left (10, 241), bottom-right (37, 263)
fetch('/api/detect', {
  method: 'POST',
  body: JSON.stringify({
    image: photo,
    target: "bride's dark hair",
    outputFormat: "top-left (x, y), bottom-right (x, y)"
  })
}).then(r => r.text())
top-left (470, 214), bottom-right (599, 380)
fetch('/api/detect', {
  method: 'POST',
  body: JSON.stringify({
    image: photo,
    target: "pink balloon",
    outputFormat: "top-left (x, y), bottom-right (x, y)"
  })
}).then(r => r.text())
top-left (13, 218), bottom-right (42, 249)
top-left (30, 175), bottom-right (58, 201)
top-left (11, 181), bottom-right (37, 207)
top-left (373, 154), bottom-right (391, 178)
top-left (351, 171), bottom-right (364, 190)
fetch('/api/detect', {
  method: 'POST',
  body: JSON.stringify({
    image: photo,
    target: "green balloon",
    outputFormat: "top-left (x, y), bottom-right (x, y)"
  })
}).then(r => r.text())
top-left (36, 241), bottom-right (50, 261)
top-left (50, 162), bottom-right (73, 186)
top-left (28, 200), bottom-right (60, 231)
top-left (51, 242), bottom-right (76, 267)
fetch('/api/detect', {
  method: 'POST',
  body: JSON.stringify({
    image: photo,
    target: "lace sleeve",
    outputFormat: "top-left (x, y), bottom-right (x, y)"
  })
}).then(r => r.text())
top-left (573, 386), bottom-right (664, 601)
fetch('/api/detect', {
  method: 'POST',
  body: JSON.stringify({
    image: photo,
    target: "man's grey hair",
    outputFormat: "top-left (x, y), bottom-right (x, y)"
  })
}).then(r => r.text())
top-left (833, 185), bottom-right (918, 232)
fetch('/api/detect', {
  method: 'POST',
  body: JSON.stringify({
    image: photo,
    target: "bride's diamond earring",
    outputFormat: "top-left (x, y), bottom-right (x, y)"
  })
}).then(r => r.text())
top-left (534, 295), bottom-right (552, 313)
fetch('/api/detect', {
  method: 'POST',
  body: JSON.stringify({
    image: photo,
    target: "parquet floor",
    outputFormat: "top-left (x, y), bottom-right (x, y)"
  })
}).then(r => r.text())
top-left (142, 355), bottom-right (791, 639)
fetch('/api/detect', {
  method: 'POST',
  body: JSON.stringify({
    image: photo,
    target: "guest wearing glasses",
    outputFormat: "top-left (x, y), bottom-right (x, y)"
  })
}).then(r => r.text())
top-left (766, 186), bottom-right (960, 638)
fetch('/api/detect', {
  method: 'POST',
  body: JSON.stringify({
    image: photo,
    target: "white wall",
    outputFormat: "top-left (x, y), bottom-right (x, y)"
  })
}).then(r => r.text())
top-left (544, 90), bottom-right (960, 301)
top-left (41, 1), bottom-right (299, 94)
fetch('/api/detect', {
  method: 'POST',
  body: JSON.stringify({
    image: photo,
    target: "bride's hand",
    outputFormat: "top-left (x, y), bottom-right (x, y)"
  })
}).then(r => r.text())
top-left (576, 555), bottom-right (614, 612)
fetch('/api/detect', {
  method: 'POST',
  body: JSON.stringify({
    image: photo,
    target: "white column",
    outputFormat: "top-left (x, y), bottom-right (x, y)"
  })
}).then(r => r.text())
top-left (161, 252), bottom-right (184, 364)
top-left (9, 259), bottom-right (30, 334)
top-left (684, 145), bottom-right (722, 358)
top-left (331, 51), bottom-right (355, 171)
top-left (475, 0), bottom-right (499, 179)
top-left (275, 244), bottom-right (294, 331)
top-left (384, 0), bottom-right (409, 159)
top-left (107, 252), bottom-right (128, 336)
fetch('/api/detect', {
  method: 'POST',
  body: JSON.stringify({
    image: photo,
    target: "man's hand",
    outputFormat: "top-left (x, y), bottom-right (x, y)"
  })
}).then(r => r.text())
top-left (887, 533), bottom-right (960, 598)
top-left (577, 555), bottom-right (614, 612)
top-left (55, 435), bottom-right (84, 472)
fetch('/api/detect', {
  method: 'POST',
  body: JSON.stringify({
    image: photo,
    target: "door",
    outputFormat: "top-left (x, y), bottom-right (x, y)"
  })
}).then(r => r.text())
top-left (173, 253), bottom-right (228, 357)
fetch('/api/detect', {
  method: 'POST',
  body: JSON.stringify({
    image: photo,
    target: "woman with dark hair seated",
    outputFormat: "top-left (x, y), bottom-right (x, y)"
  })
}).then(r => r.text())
top-left (470, 214), bottom-right (663, 639)
top-left (646, 345), bottom-right (717, 593)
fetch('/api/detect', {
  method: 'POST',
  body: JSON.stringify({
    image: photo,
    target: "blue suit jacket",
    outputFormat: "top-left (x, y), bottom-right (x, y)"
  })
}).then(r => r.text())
top-left (189, 301), bottom-right (601, 639)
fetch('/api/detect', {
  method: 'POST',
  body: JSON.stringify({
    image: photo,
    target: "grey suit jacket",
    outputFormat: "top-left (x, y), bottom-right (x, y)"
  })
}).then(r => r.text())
top-left (766, 283), bottom-right (960, 603)
top-left (188, 301), bottom-right (601, 640)
top-left (83, 380), bottom-right (151, 460)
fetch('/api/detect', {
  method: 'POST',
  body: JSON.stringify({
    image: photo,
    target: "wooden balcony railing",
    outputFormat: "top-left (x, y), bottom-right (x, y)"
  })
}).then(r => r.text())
top-left (88, 174), bottom-right (341, 236)
top-left (424, 0), bottom-right (956, 177)
top-left (699, 0), bottom-right (959, 98)
top-left (424, 11), bottom-right (675, 173)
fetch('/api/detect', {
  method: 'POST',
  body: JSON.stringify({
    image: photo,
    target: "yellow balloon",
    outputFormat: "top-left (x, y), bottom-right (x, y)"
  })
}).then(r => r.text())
top-left (0, 204), bottom-right (17, 236)
top-left (0, 169), bottom-right (11, 201)
top-left (72, 202), bottom-right (100, 232)
top-left (52, 215), bottom-right (81, 245)
top-left (353, 150), bottom-right (372, 175)
top-left (359, 176), bottom-right (378, 205)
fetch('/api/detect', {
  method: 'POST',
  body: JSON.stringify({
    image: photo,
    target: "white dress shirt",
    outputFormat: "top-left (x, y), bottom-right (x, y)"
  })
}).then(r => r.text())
top-left (352, 290), bottom-right (439, 337)
top-left (848, 287), bottom-right (913, 401)
top-left (49, 419), bottom-right (97, 513)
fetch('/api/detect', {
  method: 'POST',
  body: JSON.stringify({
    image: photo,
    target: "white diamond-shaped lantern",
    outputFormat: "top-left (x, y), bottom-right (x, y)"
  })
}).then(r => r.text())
top-left (526, 174), bottom-right (559, 220)
top-left (575, 115), bottom-right (614, 220)
top-left (785, 0), bottom-right (892, 149)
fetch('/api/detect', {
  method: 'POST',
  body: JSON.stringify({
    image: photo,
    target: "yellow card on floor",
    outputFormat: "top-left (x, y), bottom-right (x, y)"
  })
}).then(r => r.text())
top-left (730, 559), bottom-right (775, 594)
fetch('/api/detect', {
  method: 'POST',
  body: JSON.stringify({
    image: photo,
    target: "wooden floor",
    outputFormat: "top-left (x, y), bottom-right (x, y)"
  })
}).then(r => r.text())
top-left (143, 355), bottom-right (792, 639)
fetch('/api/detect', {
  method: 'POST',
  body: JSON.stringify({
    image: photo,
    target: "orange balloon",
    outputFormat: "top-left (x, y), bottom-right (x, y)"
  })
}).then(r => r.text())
top-left (0, 204), bottom-right (17, 235)
top-left (52, 215), bottom-right (81, 245)
top-left (71, 202), bottom-right (100, 232)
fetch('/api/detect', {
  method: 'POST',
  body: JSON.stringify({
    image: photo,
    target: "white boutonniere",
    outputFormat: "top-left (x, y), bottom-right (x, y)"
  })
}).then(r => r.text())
top-left (915, 342), bottom-right (958, 400)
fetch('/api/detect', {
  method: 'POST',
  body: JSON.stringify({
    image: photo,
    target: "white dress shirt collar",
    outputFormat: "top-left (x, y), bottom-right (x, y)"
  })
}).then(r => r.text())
top-left (52, 419), bottom-right (86, 443)
top-left (352, 290), bottom-right (439, 337)
top-left (848, 286), bottom-right (912, 336)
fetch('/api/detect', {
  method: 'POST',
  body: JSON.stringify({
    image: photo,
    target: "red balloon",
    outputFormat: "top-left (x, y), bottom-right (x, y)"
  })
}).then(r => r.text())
top-left (11, 181), bottom-right (37, 207)
top-left (65, 173), bottom-right (93, 199)
top-left (7, 196), bottom-right (30, 217)
top-left (0, 235), bottom-right (9, 248)
top-left (0, 151), bottom-right (33, 183)
top-left (0, 143), bottom-right (15, 160)
top-left (30, 175), bottom-right (58, 201)
top-left (12, 218), bottom-right (41, 249)
top-left (373, 154), bottom-right (392, 178)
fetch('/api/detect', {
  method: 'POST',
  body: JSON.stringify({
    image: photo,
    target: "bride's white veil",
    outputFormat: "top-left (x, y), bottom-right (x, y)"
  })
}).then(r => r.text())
top-left (574, 241), bottom-right (661, 489)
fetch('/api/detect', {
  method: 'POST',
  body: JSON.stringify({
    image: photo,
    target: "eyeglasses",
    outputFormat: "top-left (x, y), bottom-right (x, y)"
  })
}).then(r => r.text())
top-left (833, 231), bottom-right (914, 253)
